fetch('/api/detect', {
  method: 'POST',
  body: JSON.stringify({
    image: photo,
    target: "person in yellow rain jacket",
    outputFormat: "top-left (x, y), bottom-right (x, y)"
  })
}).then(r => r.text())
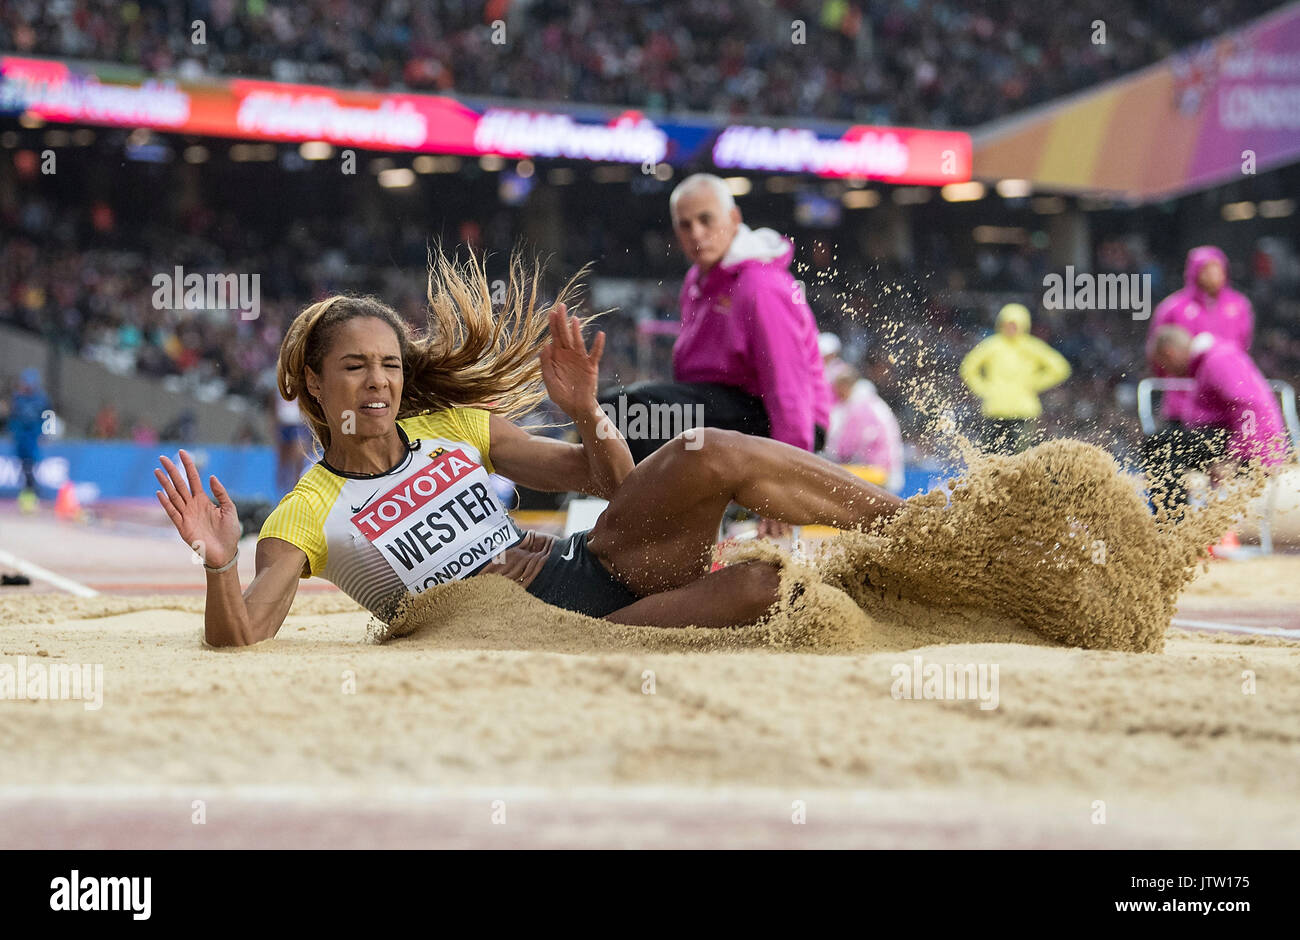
top-left (959, 303), bottom-right (1071, 454)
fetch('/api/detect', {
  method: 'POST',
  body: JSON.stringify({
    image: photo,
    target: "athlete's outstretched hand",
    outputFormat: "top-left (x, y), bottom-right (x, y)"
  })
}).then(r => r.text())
top-left (540, 302), bottom-right (605, 418)
top-left (154, 449), bottom-right (242, 569)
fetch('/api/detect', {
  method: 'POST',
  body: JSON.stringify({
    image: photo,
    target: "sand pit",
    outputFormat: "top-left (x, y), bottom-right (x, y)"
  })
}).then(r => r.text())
top-left (1, 573), bottom-right (1298, 847)
top-left (3, 440), bottom-right (1297, 848)
top-left (3, 578), bottom-right (1299, 847)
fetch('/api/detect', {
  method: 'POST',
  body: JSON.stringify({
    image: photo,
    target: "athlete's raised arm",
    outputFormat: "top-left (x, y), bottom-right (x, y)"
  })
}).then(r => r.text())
top-left (155, 449), bottom-right (304, 647)
top-left (488, 304), bottom-right (633, 499)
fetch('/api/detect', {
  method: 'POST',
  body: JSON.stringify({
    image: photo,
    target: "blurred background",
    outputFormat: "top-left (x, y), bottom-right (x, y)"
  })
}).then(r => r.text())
top-left (0, 0), bottom-right (1297, 514)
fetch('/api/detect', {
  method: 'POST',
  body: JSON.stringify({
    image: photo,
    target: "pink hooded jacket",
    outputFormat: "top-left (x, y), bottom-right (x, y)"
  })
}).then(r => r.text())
top-left (1147, 246), bottom-right (1254, 424)
top-left (674, 224), bottom-right (832, 451)
top-left (1186, 333), bottom-right (1287, 467)
top-left (824, 377), bottom-right (906, 493)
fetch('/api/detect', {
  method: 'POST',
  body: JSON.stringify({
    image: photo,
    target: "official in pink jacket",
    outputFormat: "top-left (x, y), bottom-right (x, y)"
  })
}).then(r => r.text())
top-left (598, 173), bottom-right (831, 463)
top-left (1147, 246), bottom-right (1254, 423)
top-left (1143, 246), bottom-right (1256, 506)
top-left (1150, 326), bottom-right (1287, 483)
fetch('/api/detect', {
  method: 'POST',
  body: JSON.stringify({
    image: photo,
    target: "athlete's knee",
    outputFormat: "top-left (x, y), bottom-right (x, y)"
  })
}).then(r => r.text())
top-left (669, 426), bottom-right (746, 472)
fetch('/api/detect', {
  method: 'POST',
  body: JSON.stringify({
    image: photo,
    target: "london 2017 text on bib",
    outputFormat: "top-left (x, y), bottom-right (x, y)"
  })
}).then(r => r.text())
top-left (350, 448), bottom-right (521, 593)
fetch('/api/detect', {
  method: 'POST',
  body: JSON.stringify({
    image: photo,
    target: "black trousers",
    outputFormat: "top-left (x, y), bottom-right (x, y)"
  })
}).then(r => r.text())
top-left (597, 380), bottom-right (825, 464)
top-left (1140, 421), bottom-right (1227, 511)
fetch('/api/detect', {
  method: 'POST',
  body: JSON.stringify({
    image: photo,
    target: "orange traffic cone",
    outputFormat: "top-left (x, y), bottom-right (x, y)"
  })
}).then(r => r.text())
top-left (54, 482), bottom-right (82, 521)
top-left (1208, 529), bottom-right (1240, 559)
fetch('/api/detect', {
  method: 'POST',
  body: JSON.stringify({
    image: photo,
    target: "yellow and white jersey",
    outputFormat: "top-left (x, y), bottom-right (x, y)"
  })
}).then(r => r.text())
top-left (258, 407), bottom-right (523, 620)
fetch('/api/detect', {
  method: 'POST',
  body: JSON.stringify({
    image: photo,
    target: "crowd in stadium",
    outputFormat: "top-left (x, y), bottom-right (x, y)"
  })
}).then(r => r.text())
top-left (2, 0), bottom-right (1284, 127)
top-left (3, 0), bottom-right (1297, 470)
top-left (4, 184), bottom-right (1298, 465)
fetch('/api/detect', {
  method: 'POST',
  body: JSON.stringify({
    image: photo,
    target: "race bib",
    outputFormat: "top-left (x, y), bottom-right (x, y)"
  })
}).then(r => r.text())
top-left (350, 448), bottom-right (521, 593)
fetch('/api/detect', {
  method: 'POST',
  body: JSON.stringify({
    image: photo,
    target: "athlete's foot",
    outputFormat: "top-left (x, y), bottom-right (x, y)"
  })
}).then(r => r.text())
top-left (18, 489), bottom-right (37, 514)
top-left (1, 573), bottom-right (31, 586)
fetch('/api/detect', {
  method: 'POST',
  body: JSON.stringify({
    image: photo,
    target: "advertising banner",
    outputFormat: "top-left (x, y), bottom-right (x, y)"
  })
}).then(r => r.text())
top-left (0, 55), bottom-right (969, 182)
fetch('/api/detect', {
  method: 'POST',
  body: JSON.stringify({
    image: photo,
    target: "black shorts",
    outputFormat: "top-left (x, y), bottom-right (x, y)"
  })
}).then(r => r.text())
top-left (525, 529), bottom-right (641, 618)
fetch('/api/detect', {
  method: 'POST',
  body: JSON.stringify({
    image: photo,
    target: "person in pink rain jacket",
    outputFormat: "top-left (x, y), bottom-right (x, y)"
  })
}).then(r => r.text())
top-left (823, 361), bottom-right (906, 493)
top-left (1150, 326), bottom-right (1288, 480)
top-left (598, 173), bottom-right (831, 464)
top-left (1143, 246), bottom-right (1256, 505)
top-left (1147, 245), bottom-right (1254, 422)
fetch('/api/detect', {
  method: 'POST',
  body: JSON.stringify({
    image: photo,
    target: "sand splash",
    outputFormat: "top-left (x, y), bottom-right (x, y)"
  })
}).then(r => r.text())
top-left (378, 438), bottom-right (1264, 655)
top-left (812, 438), bottom-right (1265, 653)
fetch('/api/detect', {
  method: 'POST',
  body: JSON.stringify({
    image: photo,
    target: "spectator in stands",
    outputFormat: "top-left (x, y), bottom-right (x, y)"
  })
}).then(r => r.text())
top-left (9, 367), bottom-right (50, 513)
top-left (1143, 245), bottom-right (1255, 506)
top-left (272, 391), bottom-right (311, 497)
top-left (161, 409), bottom-right (198, 442)
top-left (0, 373), bottom-right (32, 577)
top-left (90, 403), bottom-right (120, 439)
top-left (819, 332), bottom-right (843, 367)
top-left (959, 303), bottom-right (1071, 454)
top-left (131, 418), bottom-right (159, 445)
top-left (0, 377), bottom-right (11, 435)
top-left (823, 361), bottom-right (906, 494)
top-left (598, 173), bottom-right (831, 465)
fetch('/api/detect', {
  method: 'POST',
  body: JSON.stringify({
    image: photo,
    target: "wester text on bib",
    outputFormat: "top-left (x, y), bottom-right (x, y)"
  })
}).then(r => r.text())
top-left (351, 448), bottom-right (520, 592)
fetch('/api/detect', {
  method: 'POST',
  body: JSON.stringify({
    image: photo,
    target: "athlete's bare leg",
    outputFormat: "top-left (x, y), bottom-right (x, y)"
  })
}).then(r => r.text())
top-left (602, 560), bottom-right (781, 628)
top-left (587, 428), bottom-right (901, 601)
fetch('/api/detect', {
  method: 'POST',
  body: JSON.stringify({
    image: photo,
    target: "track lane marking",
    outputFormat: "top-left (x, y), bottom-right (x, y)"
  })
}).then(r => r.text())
top-left (1172, 617), bottom-right (1300, 639)
top-left (0, 548), bottom-right (98, 597)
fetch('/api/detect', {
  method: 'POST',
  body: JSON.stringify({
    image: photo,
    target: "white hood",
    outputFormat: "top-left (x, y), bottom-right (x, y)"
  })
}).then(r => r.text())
top-left (719, 224), bottom-right (792, 269)
top-left (852, 379), bottom-right (878, 400)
